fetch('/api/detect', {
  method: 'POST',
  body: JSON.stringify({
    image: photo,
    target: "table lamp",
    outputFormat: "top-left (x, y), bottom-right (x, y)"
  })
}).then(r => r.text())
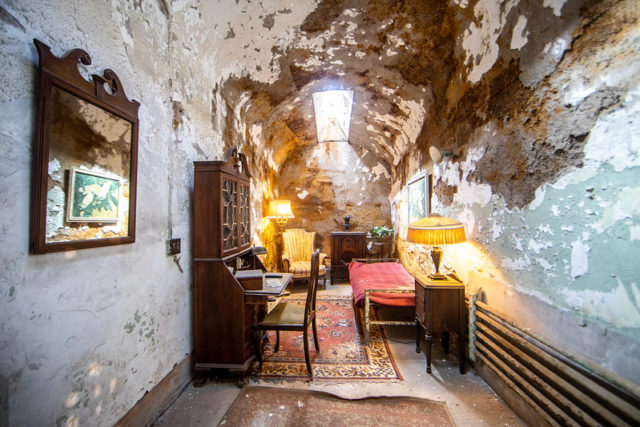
top-left (407, 214), bottom-right (466, 280)
top-left (266, 199), bottom-right (295, 227)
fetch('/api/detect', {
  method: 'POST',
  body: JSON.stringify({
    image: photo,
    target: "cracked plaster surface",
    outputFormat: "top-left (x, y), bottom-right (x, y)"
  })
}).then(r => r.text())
top-left (391, 0), bottom-right (640, 382)
top-left (197, 0), bottom-right (639, 377)
top-left (1, 1), bottom-right (191, 425)
top-left (1, 0), bottom-right (640, 424)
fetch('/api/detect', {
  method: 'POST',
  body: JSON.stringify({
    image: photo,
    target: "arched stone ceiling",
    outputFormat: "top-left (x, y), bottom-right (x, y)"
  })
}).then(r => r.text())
top-left (210, 0), bottom-right (606, 210)
top-left (220, 0), bottom-right (456, 177)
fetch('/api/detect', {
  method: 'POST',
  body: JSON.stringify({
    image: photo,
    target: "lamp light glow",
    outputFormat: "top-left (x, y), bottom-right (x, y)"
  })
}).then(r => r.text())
top-left (266, 199), bottom-right (295, 227)
top-left (407, 214), bottom-right (466, 280)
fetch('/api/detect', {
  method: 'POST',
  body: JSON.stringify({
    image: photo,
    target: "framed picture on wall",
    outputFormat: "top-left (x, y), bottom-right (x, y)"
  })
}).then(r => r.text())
top-left (67, 167), bottom-right (121, 222)
top-left (407, 173), bottom-right (431, 223)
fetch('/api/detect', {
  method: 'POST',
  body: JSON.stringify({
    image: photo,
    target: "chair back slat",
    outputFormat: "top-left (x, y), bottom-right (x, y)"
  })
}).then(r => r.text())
top-left (304, 250), bottom-right (320, 326)
top-left (282, 229), bottom-right (316, 262)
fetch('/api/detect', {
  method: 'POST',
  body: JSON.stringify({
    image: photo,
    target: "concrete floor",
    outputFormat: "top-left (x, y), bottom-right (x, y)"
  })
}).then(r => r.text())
top-left (154, 280), bottom-right (524, 426)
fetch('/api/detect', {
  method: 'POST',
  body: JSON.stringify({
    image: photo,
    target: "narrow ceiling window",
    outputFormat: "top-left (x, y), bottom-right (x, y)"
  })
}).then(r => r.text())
top-left (312, 89), bottom-right (354, 143)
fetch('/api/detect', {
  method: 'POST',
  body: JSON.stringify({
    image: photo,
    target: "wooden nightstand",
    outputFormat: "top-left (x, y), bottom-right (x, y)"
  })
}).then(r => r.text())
top-left (415, 274), bottom-right (466, 374)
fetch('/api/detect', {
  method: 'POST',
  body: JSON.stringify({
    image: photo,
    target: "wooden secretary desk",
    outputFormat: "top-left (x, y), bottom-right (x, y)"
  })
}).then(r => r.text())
top-left (193, 148), bottom-right (291, 373)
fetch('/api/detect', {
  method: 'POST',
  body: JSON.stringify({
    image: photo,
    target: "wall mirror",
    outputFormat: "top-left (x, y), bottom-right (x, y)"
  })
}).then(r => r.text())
top-left (30, 39), bottom-right (139, 253)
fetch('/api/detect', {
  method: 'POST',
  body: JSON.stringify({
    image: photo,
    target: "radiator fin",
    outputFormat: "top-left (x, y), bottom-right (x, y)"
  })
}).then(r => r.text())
top-left (473, 300), bottom-right (640, 426)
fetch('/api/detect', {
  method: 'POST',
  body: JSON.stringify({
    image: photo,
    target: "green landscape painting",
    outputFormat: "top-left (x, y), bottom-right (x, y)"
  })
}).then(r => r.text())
top-left (408, 174), bottom-right (427, 224)
top-left (68, 168), bottom-right (120, 222)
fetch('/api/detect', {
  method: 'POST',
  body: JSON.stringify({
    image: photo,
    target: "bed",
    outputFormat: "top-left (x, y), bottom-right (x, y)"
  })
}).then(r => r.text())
top-left (349, 258), bottom-right (416, 345)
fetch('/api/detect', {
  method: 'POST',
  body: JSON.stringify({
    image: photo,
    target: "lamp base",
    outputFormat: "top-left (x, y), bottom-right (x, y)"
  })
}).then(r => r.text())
top-left (430, 246), bottom-right (445, 279)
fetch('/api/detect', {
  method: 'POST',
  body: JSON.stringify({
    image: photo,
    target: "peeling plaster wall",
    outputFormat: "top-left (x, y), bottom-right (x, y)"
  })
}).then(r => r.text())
top-left (2, 0), bottom-right (639, 423)
top-left (170, 0), bottom-right (320, 267)
top-left (204, 1), bottom-right (452, 266)
top-left (277, 142), bottom-right (391, 264)
top-left (0, 1), bottom-right (339, 424)
top-left (167, 0), bottom-right (640, 391)
top-left (0, 1), bottom-right (194, 425)
top-left (395, 0), bottom-right (640, 385)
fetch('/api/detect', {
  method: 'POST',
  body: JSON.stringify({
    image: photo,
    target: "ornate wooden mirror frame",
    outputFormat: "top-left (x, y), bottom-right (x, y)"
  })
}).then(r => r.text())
top-left (30, 39), bottom-right (139, 253)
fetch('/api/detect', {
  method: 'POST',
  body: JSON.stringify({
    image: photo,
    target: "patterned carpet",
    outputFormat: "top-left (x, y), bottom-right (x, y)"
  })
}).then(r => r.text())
top-left (219, 386), bottom-right (454, 426)
top-left (253, 296), bottom-right (401, 380)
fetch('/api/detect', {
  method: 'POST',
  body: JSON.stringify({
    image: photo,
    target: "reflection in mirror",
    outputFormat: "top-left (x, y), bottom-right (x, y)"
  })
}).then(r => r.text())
top-left (30, 39), bottom-right (139, 253)
top-left (46, 85), bottom-right (132, 242)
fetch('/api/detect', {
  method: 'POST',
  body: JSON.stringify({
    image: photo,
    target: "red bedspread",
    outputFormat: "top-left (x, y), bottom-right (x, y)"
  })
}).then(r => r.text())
top-left (349, 261), bottom-right (415, 307)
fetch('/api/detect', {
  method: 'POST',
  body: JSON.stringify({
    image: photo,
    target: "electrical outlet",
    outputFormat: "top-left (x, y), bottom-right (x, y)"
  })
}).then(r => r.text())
top-left (167, 238), bottom-right (181, 255)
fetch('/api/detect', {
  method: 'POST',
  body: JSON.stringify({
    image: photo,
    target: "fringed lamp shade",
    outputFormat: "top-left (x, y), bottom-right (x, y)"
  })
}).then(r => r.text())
top-left (266, 199), bottom-right (295, 227)
top-left (407, 214), bottom-right (466, 245)
top-left (407, 214), bottom-right (466, 280)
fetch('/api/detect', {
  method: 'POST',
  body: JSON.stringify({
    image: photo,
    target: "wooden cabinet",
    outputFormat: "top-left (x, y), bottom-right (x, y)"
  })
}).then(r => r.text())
top-left (193, 149), bottom-right (251, 259)
top-left (415, 274), bottom-right (466, 374)
top-left (330, 232), bottom-right (366, 283)
top-left (193, 149), bottom-right (289, 373)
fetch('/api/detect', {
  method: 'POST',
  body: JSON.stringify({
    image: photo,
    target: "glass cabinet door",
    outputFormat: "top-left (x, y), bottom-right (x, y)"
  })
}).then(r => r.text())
top-left (239, 183), bottom-right (250, 247)
top-left (222, 178), bottom-right (238, 252)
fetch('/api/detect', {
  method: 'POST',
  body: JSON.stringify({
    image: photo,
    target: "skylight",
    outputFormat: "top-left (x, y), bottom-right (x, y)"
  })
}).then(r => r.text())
top-left (312, 90), bottom-right (354, 143)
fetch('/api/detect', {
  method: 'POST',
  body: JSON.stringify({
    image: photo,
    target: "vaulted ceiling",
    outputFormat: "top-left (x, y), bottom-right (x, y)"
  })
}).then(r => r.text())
top-left (211, 0), bottom-right (599, 210)
top-left (221, 1), bottom-right (457, 179)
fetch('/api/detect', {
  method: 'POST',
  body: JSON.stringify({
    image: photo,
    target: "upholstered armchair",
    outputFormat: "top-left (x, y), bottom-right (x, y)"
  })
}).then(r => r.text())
top-left (281, 229), bottom-right (328, 287)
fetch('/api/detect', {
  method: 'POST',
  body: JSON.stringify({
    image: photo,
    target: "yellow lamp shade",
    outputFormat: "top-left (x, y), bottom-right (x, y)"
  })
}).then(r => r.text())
top-left (407, 214), bottom-right (466, 280)
top-left (266, 199), bottom-right (294, 227)
top-left (266, 200), bottom-right (294, 219)
top-left (407, 214), bottom-right (466, 245)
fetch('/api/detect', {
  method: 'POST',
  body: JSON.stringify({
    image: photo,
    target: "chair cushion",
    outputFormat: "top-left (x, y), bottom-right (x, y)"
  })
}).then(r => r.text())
top-left (260, 302), bottom-right (305, 327)
top-left (289, 261), bottom-right (326, 278)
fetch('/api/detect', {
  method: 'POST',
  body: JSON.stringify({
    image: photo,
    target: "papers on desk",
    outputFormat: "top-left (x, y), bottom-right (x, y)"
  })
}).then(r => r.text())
top-left (265, 278), bottom-right (282, 288)
top-left (234, 270), bottom-right (287, 291)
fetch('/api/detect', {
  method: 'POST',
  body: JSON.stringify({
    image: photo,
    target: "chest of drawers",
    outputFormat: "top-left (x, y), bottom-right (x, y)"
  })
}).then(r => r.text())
top-left (415, 274), bottom-right (465, 374)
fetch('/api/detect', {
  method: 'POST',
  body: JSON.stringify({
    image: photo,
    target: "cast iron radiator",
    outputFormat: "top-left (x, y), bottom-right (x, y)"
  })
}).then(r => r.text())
top-left (472, 299), bottom-right (640, 426)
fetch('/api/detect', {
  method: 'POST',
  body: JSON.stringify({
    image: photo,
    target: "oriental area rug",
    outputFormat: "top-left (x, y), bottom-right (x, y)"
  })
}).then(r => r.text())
top-left (253, 296), bottom-right (401, 380)
top-left (219, 386), bottom-right (454, 426)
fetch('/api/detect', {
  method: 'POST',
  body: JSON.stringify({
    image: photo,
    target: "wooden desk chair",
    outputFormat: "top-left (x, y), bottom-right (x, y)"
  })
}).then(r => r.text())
top-left (254, 250), bottom-right (321, 376)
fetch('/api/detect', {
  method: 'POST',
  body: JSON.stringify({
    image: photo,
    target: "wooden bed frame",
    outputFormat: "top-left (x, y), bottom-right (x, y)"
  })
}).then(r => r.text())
top-left (351, 258), bottom-right (416, 345)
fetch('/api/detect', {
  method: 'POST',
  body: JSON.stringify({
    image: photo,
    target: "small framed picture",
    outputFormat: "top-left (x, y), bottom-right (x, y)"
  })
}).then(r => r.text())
top-left (67, 167), bottom-right (120, 222)
top-left (407, 173), bottom-right (430, 224)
